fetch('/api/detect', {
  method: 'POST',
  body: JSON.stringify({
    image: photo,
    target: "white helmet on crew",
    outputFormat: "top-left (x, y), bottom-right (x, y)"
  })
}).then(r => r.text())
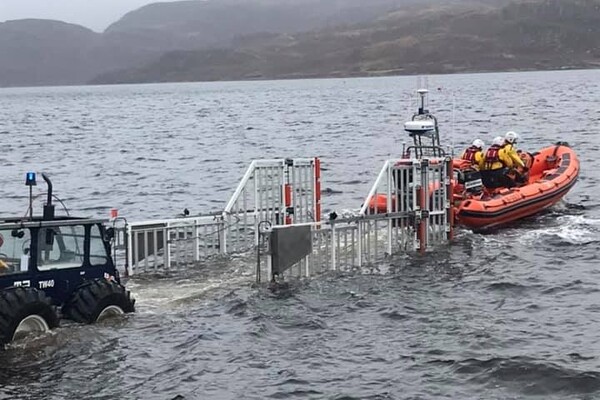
top-left (492, 136), bottom-right (504, 146)
top-left (505, 131), bottom-right (519, 144)
top-left (472, 139), bottom-right (484, 149)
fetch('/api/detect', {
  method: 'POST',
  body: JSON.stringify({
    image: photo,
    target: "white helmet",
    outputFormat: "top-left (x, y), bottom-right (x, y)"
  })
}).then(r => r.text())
top-left (492, 136), bottom-right (504, 146)
top-left (505, 131), bottom-right (519, 144)
top-left (472, 139), bottom-right (484, 149)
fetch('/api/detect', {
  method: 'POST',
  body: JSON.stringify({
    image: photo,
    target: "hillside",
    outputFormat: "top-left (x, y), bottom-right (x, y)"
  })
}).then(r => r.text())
top-left (103, 0), bottom-right (510, 51)
top-left (92, 0), bottom-right (600, 84)
top-left (0, 19), bottom-right (168, 87)
top-left (1, 0), bottom-right (598, 87)
top-left (105, 0), bottom-right (414, 48)
top-left (0, 19), bottom-right (100, 86)
top-left (1, 0), bottom-right (443, 87)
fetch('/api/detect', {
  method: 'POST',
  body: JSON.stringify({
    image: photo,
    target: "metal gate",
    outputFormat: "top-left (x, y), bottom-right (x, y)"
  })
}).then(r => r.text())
top-left (359, 157), bottom-right (453, 252)
top-left (222, 157), bottom-right (321, 254)
top-left (255, 156), bottom-right (453, 282)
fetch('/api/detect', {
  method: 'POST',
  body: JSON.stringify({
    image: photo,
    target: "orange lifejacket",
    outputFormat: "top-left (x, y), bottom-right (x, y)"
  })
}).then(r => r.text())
top-left (484, 145), bottom-right (503, 170)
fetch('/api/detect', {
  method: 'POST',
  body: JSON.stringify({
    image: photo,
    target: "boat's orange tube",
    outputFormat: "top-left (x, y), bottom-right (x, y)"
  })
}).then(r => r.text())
top-left (368, 193), bottom-right (395, 213)
top-left (367, 181), bottom-right (441, 214)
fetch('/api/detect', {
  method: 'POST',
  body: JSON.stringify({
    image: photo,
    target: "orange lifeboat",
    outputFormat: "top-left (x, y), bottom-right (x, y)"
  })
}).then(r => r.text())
top-left (455, 143), bottom-right (579, 231)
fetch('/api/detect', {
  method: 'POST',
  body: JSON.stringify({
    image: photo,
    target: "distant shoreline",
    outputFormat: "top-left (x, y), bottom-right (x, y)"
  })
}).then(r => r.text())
top-left (2, 65), bottom-right (599, 90)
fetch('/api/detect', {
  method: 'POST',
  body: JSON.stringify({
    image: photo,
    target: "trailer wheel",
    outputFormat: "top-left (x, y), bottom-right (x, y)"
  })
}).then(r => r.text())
top-left (0, 287), bottom-right (59, 344)
top-left (64, 278), bottom-right (135, 324)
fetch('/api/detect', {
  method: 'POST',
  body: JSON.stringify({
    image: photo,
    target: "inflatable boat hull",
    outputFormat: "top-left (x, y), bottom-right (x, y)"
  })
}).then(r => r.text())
top-left (455, 144), bottom-right (579, 231)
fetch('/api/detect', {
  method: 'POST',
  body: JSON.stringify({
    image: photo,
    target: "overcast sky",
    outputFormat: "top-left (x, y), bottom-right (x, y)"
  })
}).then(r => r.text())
top-left (0, 0), bottom-right (183, 32)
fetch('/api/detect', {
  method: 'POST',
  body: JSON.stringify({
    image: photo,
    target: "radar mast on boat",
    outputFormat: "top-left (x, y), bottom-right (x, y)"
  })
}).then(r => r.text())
top-left (403, 88), bottom-right (444, 158)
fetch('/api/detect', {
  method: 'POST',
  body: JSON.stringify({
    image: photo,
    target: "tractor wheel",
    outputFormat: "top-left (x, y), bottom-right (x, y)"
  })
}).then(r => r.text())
top-left (63, 278), bottom-right (135, 324)
top-left (0, 287), bottom-right (59, 344)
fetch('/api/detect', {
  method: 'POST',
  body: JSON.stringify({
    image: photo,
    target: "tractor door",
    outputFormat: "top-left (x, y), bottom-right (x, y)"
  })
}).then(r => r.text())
top-left (0, 227), bottom-right (33, 288)
top-left (88, 224), bottom-right (118, 281)
top-left (33, 224), bottom-right (88, 304)
top-left (33, 224), bottom-right (116, 305)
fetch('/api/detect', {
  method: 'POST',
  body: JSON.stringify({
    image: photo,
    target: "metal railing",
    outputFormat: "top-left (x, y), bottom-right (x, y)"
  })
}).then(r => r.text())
top-left (124, 215), bottom-right (223, 275)
top-left (255, 156), bottom-right (454, 282)
top-left (119, 156), bottom-right (452, 278)
top-left (123, 158), bottom-right (321, 275)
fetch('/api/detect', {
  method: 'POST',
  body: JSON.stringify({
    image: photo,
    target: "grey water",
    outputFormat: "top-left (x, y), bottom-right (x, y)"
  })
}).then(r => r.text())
top-left (0, 69), bottom-right (599, 399)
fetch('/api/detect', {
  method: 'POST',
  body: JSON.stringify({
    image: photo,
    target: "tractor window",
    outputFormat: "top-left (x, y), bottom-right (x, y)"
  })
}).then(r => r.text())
top-left (37, 225), bottom-right (85, 270)
top-left (90, 225), bottom-right (110, 266)
top-left (0, 228), bottom-right (32, 275)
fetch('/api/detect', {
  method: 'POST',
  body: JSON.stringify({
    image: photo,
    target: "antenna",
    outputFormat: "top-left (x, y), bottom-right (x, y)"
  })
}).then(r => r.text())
top-left (417, 89), bottom-right (428, 115)
top-left (403, 91), bottom-right (413, 155)
top-left (452, 92), bottom-right (456, 156)
top-left (424, 76), bottom-right (430, 110)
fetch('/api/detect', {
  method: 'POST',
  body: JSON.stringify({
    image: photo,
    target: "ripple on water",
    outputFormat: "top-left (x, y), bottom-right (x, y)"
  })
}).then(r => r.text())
top-left (454, 356), bottom-right (600, 397)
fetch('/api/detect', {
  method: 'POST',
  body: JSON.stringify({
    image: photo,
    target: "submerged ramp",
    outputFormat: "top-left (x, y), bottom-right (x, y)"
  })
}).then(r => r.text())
top-left (116, 156), bottom-right (452, 281)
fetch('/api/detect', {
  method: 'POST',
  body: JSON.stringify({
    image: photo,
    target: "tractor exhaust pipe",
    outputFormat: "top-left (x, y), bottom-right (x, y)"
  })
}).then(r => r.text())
top-left (42, 173), bottom-right (55, 221)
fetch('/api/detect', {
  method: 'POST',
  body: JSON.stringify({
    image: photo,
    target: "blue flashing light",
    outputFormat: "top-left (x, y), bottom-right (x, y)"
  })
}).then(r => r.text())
top-left (25, 172), bottom-right (37, 186)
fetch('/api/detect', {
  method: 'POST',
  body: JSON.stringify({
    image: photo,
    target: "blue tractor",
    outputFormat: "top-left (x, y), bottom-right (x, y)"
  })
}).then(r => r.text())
top-left (0, 173), bottom-right (135, 344)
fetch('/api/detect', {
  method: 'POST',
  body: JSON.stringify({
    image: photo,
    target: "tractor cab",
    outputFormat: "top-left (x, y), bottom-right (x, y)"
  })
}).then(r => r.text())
top-left (0, 217), bottom-right (118, 304)
top-left (0, 173), bottom-right (134, 345)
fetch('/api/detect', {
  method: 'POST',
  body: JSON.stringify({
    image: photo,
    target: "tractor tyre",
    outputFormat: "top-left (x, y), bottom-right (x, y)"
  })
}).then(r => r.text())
top-left (63, 278), bottom-right (135, 324)
top-left (0, 287), bottom-right (59, 344)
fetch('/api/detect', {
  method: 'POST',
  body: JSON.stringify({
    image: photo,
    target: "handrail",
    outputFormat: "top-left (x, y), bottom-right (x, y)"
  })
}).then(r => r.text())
top-left (404, 145), bottom-right (447, 157)
top-left (359, 161), bottom-right (391, 215)
top-left (128, 215), bottom-right (220, 228)
top-left (223, 160), bottom-right (259, 214)
top-left (359, 159), bottom-right (412, 215)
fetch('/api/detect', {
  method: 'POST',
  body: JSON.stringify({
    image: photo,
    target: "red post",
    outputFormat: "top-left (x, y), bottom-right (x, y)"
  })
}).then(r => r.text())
top-left (417, 186), bottom-right (427, 254)
top-left (284, 183), bottom-right (292, 225)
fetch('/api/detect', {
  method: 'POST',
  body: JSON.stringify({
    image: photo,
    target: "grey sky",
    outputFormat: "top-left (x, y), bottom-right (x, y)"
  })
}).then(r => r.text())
top-left (0, 0), bottom-right (183, 32)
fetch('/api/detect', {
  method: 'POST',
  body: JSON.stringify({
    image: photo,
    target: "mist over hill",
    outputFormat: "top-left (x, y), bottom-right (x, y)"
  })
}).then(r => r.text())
top-left (104, 0), bottom-right (497, 48)
top-left (3, 0), bottom-right (452, 86)
top-left (1, 0), bottom-right (598, 87)
top-left (0, 20), bottom-right (98, 86)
